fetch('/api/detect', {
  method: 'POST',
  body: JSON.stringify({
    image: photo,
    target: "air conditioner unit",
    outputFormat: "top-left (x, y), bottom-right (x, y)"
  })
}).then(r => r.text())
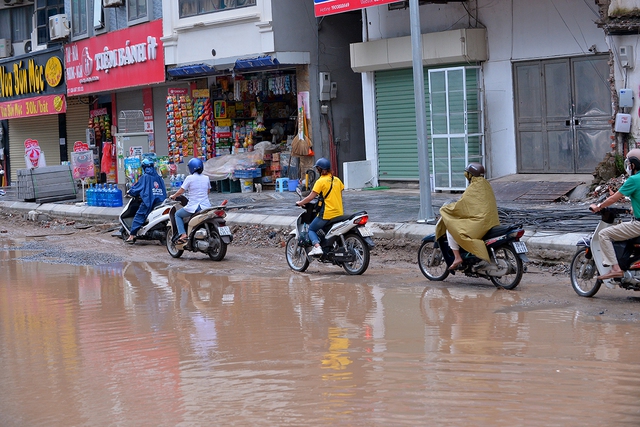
top-left (0, 39), bottom-right (11, 58)
top-left (49, 14), bottom-right (70, 41)
top-left (4, 0), bottom-right (25, 6)
top-left (103, 0), bottom-right (124, 7)
top-left (12, 40), bottom-right (31, 56)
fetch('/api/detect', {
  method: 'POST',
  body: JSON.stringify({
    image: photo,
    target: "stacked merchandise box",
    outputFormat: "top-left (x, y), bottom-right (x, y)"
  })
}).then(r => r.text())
top-left (269, 152), bottom-right (281, 182)
top-left (215, 120), bottom-right (232, 156)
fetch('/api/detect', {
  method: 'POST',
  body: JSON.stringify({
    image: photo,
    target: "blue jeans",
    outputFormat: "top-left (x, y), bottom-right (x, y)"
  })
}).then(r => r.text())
top-left (176, 206), bottom-right (201, 236)
top-left (308, 216), bottom-right (329, 246)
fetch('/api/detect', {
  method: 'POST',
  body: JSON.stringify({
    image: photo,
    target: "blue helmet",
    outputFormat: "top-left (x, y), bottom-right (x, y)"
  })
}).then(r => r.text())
top-left (188, 157), bottom-right (204, 174)
top-left (141, 158), bottom-right (154, 168)
top-left (314, 157), bottom-right (331, 172)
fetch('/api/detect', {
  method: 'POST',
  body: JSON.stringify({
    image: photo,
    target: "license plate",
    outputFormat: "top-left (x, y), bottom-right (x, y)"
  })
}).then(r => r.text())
top-left (359, 226), bottom-right (373, 237)
top-left (513, 241), bottom-right (528, 254)
top-left (218, 226), bottom-right (232, 236)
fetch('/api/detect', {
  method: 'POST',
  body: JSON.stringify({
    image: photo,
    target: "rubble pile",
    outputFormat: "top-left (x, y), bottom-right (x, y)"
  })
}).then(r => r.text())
top-left (587, 174), bottom-right (628, 202)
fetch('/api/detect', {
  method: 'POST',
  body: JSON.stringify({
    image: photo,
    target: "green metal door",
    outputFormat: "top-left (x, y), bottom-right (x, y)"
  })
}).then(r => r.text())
top-left (375, 68), bottom-right (423, 181)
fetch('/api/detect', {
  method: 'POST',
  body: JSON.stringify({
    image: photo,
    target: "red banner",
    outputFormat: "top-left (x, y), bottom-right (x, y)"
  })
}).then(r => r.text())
top-left (65, 20), bottom-right (165, 95)
top-left (0, 94), bottom-right (66, 119)
top-left (314, 0), bottom-right (399, 16)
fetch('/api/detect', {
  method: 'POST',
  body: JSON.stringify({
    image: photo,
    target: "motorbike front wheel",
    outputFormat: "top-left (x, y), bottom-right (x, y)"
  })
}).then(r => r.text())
top-left (489, 245), bottom-right (524, 290)
top-left (166, 227), bottom-right (184, 258)
top-left (286, 235), bottom-right (310, 272)
top-left (570, 247), bottom-right (601, 297)
top-left (207, 228), bottom-right (227, 261)
top-left (342, 234), bottom-right (370, 275)
top-left (418, 241), bottom-right (450, 281)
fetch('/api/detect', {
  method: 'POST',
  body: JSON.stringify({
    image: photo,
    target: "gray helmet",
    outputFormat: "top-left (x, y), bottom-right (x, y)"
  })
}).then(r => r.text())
top-left (627, 149), bottom-right (640, 175)
top-left (465, 162), bottom-right (485, 177)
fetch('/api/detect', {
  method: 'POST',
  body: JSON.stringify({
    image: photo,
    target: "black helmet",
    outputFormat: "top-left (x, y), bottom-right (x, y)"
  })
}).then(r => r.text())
top-left (188, 158), bottom-right (204, 174)
top-left (314, 157), bottom-right (331, 172)
top-left (465, 162), bottom-right (485, 177)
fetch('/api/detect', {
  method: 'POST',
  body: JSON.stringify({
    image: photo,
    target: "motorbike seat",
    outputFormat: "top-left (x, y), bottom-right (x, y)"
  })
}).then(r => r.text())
top-left (325, 211), bottom-right (368, 226)
top-left (482, 224), bottom-right (521, 240)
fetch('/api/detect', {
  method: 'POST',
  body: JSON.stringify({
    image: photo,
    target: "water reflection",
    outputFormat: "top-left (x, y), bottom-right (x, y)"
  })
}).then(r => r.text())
top-left (0, 258), bottom-right (639, 426)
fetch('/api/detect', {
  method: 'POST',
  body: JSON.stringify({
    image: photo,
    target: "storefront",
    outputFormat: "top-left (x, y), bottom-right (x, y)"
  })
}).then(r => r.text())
top-left (0, 47), bottom-right (72, 184)
top-left (63, 20), bottom-right (167, 185)
top-left (166, 62), bottom-right (307, 190)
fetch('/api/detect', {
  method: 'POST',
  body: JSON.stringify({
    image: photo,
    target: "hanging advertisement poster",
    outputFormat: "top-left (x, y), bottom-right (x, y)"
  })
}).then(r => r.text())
top-left (71, 150), bottom-right (95, 179)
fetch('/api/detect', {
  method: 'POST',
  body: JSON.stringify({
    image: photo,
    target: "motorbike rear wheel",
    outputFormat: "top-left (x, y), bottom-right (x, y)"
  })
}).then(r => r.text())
top-left (489, 245), bottom-right (523, 290)
top-left (120, 227), bottom-right (130, 242)
top-left (286, 235), bottom-right (310, 272)
top-left (342, 234), bottom-right (370, 275)
top-left (570, 247), bottom-right (601, 297)
top-left (418, 241), bottom-right (450, 281)
top-left (166, 227), bottom-right (184, 258)
top-left (207, 229), bottom-right (227, 261)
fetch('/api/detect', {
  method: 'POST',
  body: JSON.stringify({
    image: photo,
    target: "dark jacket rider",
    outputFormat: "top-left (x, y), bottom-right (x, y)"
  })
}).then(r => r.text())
top-left (125, 158), bottom-right (167, 244)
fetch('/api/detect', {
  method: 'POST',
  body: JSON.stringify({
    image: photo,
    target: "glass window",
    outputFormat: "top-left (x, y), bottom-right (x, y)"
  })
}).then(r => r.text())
top-left (0, 10), bottom-right (10, 40)
top-left (428, 67), bottom-right (484, 190)
top-left (35, 0), bottom-right (63, 45)
top-left (179, 0), bottom-right (256, 18)
top-left (8, 6), bottom-right (34, 42)
top-left (93, 0), bottom-right (104, 30)
top-left (128, 0), bottom-right (148, 23)
top-left (71, 0), bottom-right (88, 37)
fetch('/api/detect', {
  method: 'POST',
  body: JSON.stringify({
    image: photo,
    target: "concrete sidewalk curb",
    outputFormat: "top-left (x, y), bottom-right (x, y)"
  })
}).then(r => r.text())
top-left (0, 200), bottom-right (581, 261)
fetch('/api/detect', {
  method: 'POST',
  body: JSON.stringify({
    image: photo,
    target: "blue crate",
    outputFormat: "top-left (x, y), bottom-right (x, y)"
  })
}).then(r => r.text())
top-left (233, 168), bottom-right (262, 179)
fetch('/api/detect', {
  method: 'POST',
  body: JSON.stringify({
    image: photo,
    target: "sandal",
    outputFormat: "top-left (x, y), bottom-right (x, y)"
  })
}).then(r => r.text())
top-left (175, 236), bottom-right (188, 245)
top-left (125, 236), bottom-right (136, 245)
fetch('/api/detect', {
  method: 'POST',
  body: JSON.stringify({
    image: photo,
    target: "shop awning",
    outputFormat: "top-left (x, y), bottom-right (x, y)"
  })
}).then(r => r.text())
top-left (167, 63), bottom-right (217, 77)
top-left (167, 52), bottom-right (309, 79)
top-left (234, 55), bottom-right (279, 70)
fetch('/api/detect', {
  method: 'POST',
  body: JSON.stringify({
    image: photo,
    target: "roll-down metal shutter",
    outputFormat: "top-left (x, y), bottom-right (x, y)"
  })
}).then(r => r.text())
top-left (8, 115), bottom-right (59, 183)
top-left (374, 68), bottom-right (429, 181)
top-left (66, 97), bottom-right (90, 159)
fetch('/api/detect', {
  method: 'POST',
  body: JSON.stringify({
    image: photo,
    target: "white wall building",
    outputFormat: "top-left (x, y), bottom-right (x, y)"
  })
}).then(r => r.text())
top-left (351, 0), bottom-right (633, 189)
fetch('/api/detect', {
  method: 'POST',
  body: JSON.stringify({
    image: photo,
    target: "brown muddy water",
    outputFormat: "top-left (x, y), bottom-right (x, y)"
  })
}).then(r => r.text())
top-left (1, 253), bottom-right (640, 426)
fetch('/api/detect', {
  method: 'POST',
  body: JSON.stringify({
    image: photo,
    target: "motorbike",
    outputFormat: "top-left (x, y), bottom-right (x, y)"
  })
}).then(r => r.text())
top-left (418, 219), bottom-right (528, 289)
top-left (119, 196), bottom-right (174, 245)
top-left (166, 198), bottom-right (233, 261)
top-left (285, 188), bottom-right (375, 275)
top-left (570, 206), bottom-right (640, 297)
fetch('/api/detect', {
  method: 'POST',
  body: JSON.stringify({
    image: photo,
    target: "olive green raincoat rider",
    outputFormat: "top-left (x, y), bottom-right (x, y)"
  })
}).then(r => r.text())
top-left (435, 163), bottom-right (500, 269)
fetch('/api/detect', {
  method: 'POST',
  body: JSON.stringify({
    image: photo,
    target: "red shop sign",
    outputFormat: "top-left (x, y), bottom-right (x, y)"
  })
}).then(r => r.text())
top-left (65, 20), bottom-right (165, 95)
top-left (0, 94), bottom-right (66, 119)
top-left (314, 0), bottom-right (399, 17)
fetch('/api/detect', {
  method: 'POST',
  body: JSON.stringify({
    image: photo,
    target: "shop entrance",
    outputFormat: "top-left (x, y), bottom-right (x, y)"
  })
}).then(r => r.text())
top-left (514, 55), bottom-right (612, 174)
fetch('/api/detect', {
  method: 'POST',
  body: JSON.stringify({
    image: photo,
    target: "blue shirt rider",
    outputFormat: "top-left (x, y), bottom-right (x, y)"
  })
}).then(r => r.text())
top-left (125, 158), bottom-right (167, 244)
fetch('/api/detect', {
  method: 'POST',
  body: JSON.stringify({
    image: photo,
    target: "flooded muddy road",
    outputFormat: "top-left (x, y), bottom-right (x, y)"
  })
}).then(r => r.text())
top-left (1, 218), bottom-right (640, 426)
